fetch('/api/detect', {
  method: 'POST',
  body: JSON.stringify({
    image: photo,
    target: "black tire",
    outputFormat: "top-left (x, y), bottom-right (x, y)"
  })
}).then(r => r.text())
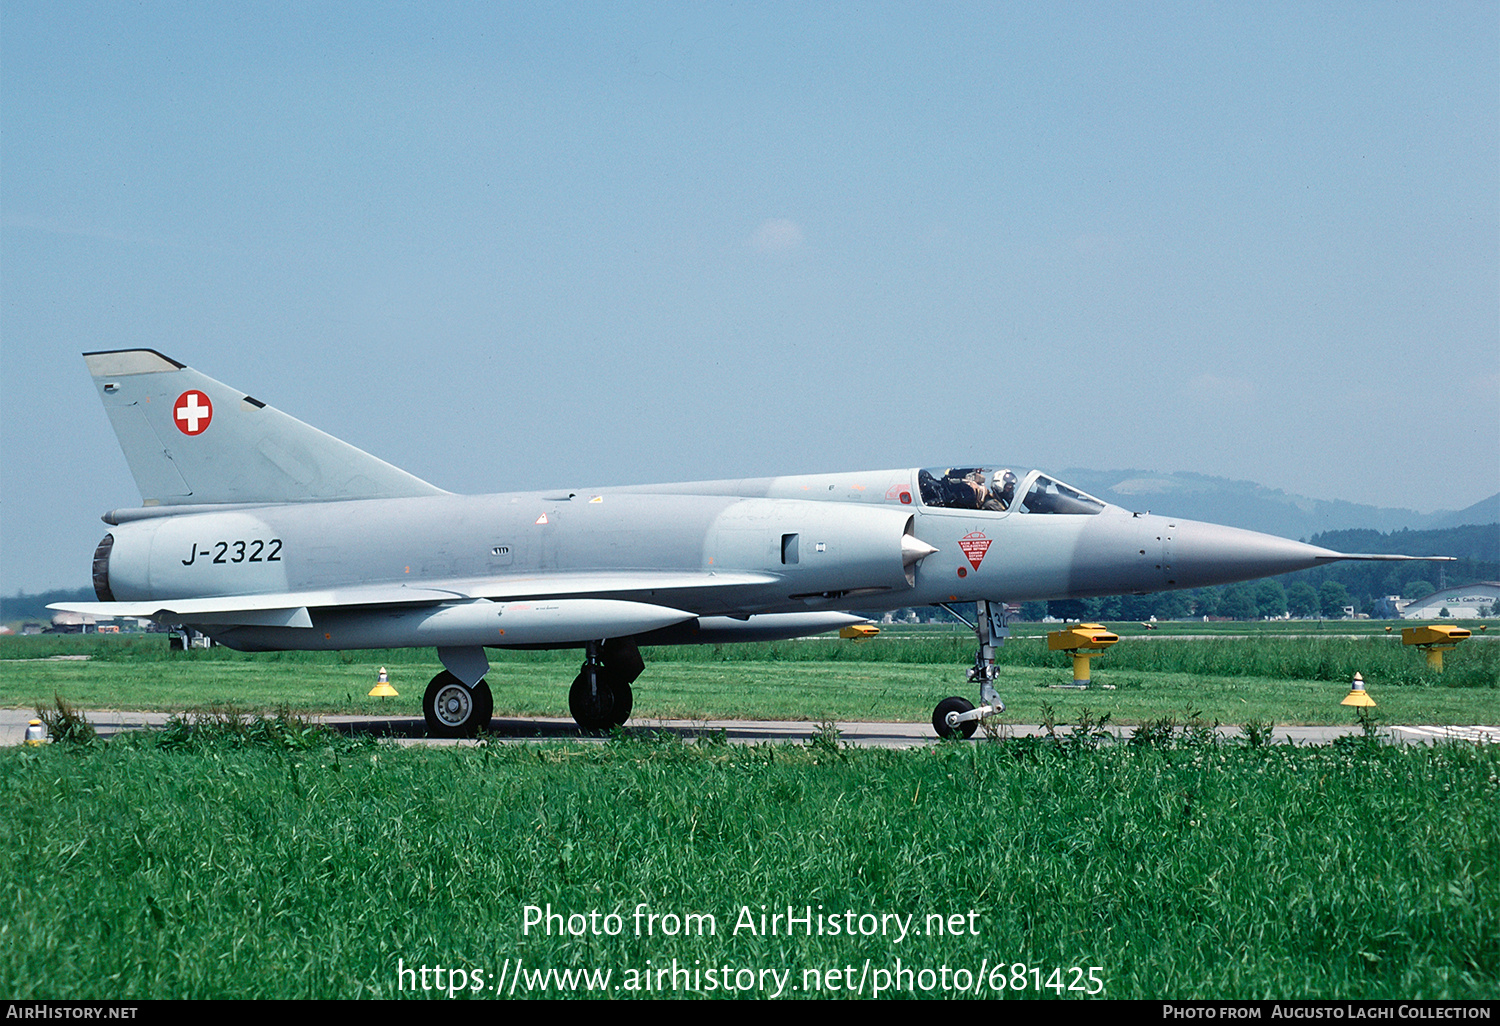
top-left (932, 696), bottom-right (977, 740)
top-left (472, 680), bottom-right (494, 731)
top-left (569, 668), bottom-right (616, 733)
top-left (609, 677), bottom-right (633, 726)
top-left (423, 672), bottom-right (493, 739)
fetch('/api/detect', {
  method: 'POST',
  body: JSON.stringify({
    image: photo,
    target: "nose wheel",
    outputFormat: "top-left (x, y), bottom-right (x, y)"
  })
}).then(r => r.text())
top-left (423, 671), bottom-right (494, 738)
top-left (932, 696), bottom-right (978, 739)
top-left (930, 599), bottom-right (1009, 740)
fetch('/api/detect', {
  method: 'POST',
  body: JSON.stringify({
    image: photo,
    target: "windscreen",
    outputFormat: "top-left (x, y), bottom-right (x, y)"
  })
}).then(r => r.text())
top-left (1016, 474), bottom-right (1106, 515)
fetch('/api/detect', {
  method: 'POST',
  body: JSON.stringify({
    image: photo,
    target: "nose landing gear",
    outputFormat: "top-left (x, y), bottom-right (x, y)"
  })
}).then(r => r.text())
top-left (930, 599), bottom-right (1007, 740)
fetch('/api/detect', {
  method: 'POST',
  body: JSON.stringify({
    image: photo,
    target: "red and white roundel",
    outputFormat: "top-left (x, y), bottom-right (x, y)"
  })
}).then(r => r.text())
top-left (173, 390), bottom-right (213, 435)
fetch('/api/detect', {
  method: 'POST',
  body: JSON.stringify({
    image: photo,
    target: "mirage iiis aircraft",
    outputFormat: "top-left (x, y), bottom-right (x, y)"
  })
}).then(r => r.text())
top-left (53, 350), bottom-right (1445, 739)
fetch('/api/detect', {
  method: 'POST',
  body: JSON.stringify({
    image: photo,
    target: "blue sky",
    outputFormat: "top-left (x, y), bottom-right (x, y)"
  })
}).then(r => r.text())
top-left (3, 2), bottom-right (1497, 591)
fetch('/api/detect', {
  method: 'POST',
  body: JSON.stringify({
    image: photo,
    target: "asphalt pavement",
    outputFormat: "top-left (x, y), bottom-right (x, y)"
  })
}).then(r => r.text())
top-left (2, 708), bottom-right (1496, 748)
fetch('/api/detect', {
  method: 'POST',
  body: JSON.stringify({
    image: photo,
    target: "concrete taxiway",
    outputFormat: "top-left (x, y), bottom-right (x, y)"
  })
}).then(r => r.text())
top-left (2, 708), bottom-right (1496, 748)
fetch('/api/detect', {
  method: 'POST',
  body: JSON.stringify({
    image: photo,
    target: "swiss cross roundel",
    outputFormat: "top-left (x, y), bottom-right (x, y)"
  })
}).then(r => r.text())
top-left (173, 390), bottom-right (213, 435)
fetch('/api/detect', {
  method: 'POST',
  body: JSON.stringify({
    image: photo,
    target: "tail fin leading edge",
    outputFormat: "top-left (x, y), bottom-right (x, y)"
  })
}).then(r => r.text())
top-left (84, 349), bottom-right (446, 506)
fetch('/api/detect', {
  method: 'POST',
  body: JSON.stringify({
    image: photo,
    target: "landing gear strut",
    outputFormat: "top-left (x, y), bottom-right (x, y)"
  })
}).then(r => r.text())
top-left (931, 599), bottom-right (1007, 739)
top-left (569, 638), bottom-right (644, 733)
top-left (423, 671), bottom-right (494, 738)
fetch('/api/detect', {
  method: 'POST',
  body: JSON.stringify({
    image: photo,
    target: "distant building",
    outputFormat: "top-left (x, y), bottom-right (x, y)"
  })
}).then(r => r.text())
top-left (1399, 582), bottom-right (1499, 620)
top-left (1372, 595), bottom-right (1413, 618)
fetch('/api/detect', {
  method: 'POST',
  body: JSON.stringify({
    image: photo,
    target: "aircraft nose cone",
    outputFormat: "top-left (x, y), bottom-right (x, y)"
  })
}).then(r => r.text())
top-left (1169, 519), bottom-right (1339, 589)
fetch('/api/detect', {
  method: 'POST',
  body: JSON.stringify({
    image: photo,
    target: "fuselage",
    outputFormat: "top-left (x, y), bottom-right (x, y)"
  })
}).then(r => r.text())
top-left (62, 349), bottom-right (1448, 736)
top-left (95, 465), bottom-right (1345, 651)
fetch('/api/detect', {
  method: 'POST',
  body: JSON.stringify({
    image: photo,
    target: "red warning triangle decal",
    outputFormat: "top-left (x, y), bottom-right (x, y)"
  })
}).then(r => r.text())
top-left (958, 531), bottom-right (991, 570)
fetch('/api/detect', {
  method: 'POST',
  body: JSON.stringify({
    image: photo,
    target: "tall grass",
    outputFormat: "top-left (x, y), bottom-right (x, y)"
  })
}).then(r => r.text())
top-left (2, 726), bottom-right (1495, 999)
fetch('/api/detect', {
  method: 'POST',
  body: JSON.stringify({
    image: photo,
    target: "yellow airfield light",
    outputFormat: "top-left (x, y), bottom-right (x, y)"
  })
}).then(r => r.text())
top-left (368, 666), bottom-right (399, 697)
top-left (1047, 623), bottom-right (1119, 685)
top-left (840, 624), bottom-right (881, 640)
top-left (1341, 671), bottom-right (1375, 708)
top-left (1401, 624), bottom-right (1471, 671)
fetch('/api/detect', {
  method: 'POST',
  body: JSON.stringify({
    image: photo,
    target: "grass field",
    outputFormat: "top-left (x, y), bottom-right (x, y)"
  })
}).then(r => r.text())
top-left (3, 719), bottom-right (1496, 1000)
top-left (2, 627), bottom-right (1496, 726)
top-left (3, 629), bottom-right (1497, 1001)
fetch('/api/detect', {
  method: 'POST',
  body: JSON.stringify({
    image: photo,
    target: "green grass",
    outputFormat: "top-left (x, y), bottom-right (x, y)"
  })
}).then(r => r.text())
top-left (0, 630), bottom-right (1494, 726)
top-left (3, 631), bottom-right (1496, 725)
top-left (3, 724), bottom-right (1496, 999)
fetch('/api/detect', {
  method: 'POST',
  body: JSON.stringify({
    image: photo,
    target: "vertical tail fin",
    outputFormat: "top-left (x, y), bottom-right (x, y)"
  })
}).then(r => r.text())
top-left (84, 349), bottom-right (446, 506)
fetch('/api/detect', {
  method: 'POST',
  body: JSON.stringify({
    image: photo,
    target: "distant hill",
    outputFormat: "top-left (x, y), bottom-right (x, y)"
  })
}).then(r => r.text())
top-left (1059, 468), bottom-right (1498, 540)
top-left (1427, 493), bottom-right (1500, 530)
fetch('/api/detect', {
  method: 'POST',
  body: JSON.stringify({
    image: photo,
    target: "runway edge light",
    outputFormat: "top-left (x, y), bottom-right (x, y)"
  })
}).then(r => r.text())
top-left (369, 667), bottom-right (399, 698)
top-left (1047, 623), bottom-right (1119, 686)
top-left (1401, 624), bottom-right (1470, 671)
top-left (1341, 671), bottom-right (1375, 708)
top-left (24, 719), bottom-right (48, 745)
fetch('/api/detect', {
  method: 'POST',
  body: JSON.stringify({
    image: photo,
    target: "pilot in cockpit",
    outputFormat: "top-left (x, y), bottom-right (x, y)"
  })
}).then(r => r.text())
top-left (926, 469), bottom-right (983, 509)
top-left (963, 470), bottom-right (992, 510)
top-left (921, 467), bottom-right (1018, 512)
top-left (987, 469), bottom-right (1017, 511)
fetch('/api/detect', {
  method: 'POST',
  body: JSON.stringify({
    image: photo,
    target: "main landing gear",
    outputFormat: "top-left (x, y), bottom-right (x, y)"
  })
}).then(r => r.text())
top-left (931, 599), bottom-right (1008, 740)
top-left (423, 671), bottom-right (494, 739)
top-left (569, 638), bottom-right (645, 734)
top-left (421, 645), bottom-right (494, 739)
top-left (416, 640), bottom-right (648, 738)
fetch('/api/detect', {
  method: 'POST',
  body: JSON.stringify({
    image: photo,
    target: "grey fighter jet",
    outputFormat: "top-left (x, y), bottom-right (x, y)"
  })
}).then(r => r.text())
top-left (52, 350), bottom-right (1447, 738)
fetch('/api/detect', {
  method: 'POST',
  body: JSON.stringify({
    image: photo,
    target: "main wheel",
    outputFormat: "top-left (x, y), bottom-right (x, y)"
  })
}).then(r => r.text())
top-left (608, 677), bottom-right (633, 726)
top-left (932, 696), bottom-right (977, 740)
top-left (569, 668), bottom-right (616, 733)
top-left (423, 672), bottom-right (493, 739)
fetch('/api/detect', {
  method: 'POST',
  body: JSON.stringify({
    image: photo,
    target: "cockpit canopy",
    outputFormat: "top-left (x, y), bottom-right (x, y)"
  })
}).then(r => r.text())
top-left (918, 467), bottom-right (1106, 515)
